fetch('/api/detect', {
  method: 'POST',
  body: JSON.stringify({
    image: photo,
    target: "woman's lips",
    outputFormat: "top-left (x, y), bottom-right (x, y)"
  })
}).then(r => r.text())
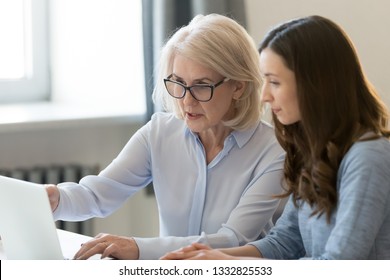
top-left (186, 112), bottom-right (202, 120)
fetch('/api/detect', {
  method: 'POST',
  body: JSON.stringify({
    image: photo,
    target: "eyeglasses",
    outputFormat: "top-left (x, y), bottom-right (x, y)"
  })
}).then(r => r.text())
top-left (163, 74), bottom-right (230, 102)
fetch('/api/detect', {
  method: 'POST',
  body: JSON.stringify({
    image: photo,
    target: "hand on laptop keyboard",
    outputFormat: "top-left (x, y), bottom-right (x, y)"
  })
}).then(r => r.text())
top-left (73, 233), bottom-right (139, 260)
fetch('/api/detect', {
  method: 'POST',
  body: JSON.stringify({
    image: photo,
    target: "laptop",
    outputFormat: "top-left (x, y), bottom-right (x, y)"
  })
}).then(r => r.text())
top-left (0, 175), bottom-right (72, 259)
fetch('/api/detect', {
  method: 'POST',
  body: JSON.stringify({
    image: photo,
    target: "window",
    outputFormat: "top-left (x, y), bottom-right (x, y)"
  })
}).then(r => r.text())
top-left (0, 0), bottom-right (49, 103)
top-left (0, 0), bottom-right (146, 118)
top-left (0, 1), bottom-right (25, 79)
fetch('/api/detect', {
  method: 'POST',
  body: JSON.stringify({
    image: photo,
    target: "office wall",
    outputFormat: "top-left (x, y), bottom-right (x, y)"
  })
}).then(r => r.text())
top-left (246, 0), bottom-right (390, 112)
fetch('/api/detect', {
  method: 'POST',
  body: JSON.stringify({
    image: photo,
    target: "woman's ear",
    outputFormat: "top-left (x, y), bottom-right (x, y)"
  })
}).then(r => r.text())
top-left (232, 81), bottom-right (246, 100)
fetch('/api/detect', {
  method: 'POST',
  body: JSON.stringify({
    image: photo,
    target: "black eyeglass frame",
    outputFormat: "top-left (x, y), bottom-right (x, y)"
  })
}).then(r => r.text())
top-left (163, 74), bottom-right (230, 102)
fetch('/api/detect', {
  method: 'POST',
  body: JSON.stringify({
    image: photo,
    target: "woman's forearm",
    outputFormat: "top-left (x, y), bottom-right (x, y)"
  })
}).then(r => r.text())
top-left (220, 244), bottom-right (263, 259)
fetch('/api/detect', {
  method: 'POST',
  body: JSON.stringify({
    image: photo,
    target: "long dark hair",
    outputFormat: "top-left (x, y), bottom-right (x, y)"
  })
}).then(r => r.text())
top-left (260, 15), bottom-right (390, 221)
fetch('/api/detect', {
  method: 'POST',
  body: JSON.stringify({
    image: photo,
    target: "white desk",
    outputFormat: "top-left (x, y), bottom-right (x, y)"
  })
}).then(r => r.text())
top-left (0, 229), bottom-right (96, 260)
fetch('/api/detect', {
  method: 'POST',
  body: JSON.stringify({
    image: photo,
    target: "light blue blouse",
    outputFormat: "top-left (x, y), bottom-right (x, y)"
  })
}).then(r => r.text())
top-left (54, 112), bottom-right (285, 259)
top-left (249, 136), bottom-right (390, 259)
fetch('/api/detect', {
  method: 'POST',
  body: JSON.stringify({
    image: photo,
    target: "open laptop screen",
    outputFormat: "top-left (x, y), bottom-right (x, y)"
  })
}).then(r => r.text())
top-left (0, 175), bottom-right (64, 259)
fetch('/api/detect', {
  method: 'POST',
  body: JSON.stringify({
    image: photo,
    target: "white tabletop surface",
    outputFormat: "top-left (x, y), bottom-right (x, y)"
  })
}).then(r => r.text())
top-left (0, 229), bottom-right (98, 260)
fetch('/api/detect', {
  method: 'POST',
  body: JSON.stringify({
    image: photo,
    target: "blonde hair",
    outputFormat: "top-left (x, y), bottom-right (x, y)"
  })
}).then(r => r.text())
top-left (153, 14), bottom-right (262, 130)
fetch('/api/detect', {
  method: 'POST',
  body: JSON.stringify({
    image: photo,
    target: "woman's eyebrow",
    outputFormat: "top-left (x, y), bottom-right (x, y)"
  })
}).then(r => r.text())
top-left (261, 72), bottom-right (279, 78)
top-left (170, 74), bottom-right (214, 83)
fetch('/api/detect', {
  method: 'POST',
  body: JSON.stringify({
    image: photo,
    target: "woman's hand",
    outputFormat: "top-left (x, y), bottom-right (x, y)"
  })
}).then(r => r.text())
top-left (160, 243), bottom-right (238, 260)
top-left (73, 233), bottom-right (139, 260)
top-left (45, 184), bottom-right (60, 212)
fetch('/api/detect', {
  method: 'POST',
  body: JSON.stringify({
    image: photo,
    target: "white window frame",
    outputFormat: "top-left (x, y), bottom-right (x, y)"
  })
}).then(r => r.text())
top-left (0, 0), bottom-right (50, 104)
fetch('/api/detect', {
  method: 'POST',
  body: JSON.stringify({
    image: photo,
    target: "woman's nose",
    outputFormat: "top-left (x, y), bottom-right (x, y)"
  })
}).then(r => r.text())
top-left (182, 89), bottom-right (198, 105)
top-left (260, 85), bottom-right (272, 103)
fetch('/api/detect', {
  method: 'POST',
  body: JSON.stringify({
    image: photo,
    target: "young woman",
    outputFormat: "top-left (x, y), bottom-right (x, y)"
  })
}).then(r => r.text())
top-left (162, 15), bottom-right (390, 260)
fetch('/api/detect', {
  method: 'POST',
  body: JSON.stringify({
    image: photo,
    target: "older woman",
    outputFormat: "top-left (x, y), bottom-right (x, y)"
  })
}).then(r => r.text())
top-left (46, 14), bottom-right (285, 260)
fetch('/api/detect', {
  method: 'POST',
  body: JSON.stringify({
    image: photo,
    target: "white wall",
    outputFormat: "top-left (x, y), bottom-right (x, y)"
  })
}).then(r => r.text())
top-left (246, 0), bottom-right (390, 112)
top-left (49, 0), bottom-right (146, 115)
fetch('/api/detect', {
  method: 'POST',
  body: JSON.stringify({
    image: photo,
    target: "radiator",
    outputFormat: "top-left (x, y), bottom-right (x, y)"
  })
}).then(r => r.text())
top-left (0, 164), bottom-right (99, 236)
